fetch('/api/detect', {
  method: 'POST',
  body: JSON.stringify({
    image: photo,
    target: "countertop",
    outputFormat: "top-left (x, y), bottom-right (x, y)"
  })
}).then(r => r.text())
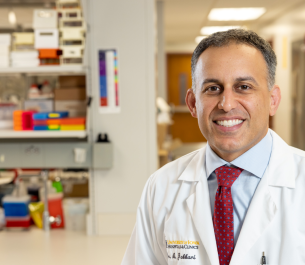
top-left (0, 228), bottom-right (130, 265)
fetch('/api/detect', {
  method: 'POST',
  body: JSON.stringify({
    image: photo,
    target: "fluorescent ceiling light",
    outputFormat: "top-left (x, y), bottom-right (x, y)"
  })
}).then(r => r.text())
top-left (8, 10), bottom-right (16, 25)
top-left (208, 8), bottom-right (266, 21)
top-left (200, 26), bottom-right (241, 35)
top-left (195, 36), bottom-right (207, 44)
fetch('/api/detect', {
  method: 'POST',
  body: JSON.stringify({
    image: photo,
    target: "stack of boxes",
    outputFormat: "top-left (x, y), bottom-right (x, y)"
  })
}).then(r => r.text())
top-left (11, 33), bottom-right (39, 67)
top-left (13, 110), bottom-right (36, 131)
top-left (32, 111), bottom-right (85, 131)
top-left (33, 111), bottom-right (68, 130)
top-left (55, 75), bottom-right (87, 117)
top-left (33, 9), bottom-right (60, 65)
top-left (57, 0), bottom-right (86, 65)
top-left (0, 34), bottom-right (11, 68)
top-left (34, 116), bottom-right (85, 131)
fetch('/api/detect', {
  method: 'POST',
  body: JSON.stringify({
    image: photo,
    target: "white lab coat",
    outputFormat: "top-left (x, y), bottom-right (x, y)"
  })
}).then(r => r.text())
top-left (121, 130), bottom-right (305, 265)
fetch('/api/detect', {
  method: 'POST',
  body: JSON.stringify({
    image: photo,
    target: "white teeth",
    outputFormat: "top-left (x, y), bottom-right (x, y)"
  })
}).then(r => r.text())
top-left (216, 119), bottom-right (243, 127)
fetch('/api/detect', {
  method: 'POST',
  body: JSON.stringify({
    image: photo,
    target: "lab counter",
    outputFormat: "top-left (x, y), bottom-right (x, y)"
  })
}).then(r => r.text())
top-left (0, 228), bottom-right (130, 265)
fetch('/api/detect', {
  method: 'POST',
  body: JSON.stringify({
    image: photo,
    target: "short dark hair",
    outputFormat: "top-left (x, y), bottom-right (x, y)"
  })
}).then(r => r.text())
top-left (191, 29), bottom-right (277, 90)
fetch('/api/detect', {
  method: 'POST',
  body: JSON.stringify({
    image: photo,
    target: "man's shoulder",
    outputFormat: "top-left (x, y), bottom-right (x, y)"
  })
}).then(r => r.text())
top-left (286, 146), bottom-right (305, 177)
top-left (149, 149), bottom-right (201, 187)
top-left (289, 145), bottom-right (305, 158)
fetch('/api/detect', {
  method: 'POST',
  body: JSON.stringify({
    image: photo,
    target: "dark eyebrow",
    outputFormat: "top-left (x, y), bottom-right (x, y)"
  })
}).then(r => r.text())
top-left (201, 76), bottom-right (259, 88)
top-left (235, 76), bottom-right (259, 86)
top-left (201, 78), bottom-right (221, 87)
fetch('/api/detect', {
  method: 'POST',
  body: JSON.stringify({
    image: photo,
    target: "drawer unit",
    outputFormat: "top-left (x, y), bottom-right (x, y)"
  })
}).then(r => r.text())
top-left (34, 29), bottom-right (59, 49)
top-left (60, 19), bottom-right (85, 30)
top-left (57, 0), bottom-right (80, 10)
top-left (44, 143), bottom-right (91, 168)
top-left (20, 143), bottom-right (45, 168)
top-left (0, 142), bottom-right (112, 169)
top-left (61, 28), bottom-right (85, 40)
top-left (60, 9), bottom-right (82, 20)
top-left (0, 144), bottom-right (21, 168)
top-left (33, 9), bottom-right (58, 29)
top-left (61, 46), bottom-right (83, 58)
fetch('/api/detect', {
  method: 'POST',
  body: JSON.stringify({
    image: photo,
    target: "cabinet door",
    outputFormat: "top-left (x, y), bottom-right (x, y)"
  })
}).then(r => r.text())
top-left (44, 143), bottom-right (91, 168)
top-left (20, 143), bottom-right (45, 168)
top-left (0, 144), bottom-right (21, 168)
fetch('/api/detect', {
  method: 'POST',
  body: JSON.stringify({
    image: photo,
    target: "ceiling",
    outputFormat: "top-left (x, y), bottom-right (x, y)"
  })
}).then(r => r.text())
top-left (0, 0), bottom-right (305, 44)
top-left (163, 0), bottom-right (305, 45)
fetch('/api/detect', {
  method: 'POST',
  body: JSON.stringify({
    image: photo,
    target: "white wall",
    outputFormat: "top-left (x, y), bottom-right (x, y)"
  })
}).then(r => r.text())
top-left (259, 5), bottom-right (305, 145)
top-left (87, 0), bottom-right (157, 235)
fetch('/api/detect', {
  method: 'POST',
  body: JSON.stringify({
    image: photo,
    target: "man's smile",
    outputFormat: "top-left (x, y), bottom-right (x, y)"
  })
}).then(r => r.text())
top-left (214, 119), bottom-right (244, 127)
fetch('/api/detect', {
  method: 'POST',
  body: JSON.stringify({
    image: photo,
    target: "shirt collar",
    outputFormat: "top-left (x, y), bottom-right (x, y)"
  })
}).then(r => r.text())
top-left (205, 131), bottom-right (273, 179)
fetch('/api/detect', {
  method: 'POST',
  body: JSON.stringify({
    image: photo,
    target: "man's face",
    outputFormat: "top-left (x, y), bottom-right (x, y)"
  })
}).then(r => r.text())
top-left (186, 43), bottom-right (281, 161)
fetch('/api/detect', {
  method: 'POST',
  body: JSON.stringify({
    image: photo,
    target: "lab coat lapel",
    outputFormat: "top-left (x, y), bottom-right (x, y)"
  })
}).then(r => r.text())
top-left (183, 148), bottom-right (220, 265)
top-left (229, 166), bottom-right (277, 265)
top-left (230, 130), bottom-right (295, 265)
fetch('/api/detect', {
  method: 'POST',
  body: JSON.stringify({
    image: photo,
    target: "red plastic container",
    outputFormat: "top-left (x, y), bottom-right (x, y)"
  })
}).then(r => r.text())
top-left (48, 193), bottom-right (65, 229)
top-left (6, 216), bottom-right (31, 228)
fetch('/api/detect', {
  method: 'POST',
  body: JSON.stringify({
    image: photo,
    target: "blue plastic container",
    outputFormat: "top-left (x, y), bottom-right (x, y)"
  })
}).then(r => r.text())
top-left (33, 125), bottom-right (48, 130)
top-left (33, 111), bottom-right (69, 120)
top-left (2, 195), bottom-right (30, 217)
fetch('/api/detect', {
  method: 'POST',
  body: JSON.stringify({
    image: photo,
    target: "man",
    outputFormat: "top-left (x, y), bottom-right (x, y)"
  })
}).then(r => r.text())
top-left (121, 29), bottom-right (305, 265)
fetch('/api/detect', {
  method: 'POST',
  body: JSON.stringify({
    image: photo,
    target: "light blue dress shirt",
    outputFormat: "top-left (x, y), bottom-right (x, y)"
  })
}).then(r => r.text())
top-left (205, 131), bottom-right (273, 246)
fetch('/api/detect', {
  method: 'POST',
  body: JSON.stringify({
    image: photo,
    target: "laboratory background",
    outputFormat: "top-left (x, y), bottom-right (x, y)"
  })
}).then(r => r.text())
top-left (0, 0), bottom-right (303, 264)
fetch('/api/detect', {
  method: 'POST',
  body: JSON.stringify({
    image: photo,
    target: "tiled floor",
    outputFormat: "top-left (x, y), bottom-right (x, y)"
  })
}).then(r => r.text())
top-left (0, 229), bottom-right (130, 265)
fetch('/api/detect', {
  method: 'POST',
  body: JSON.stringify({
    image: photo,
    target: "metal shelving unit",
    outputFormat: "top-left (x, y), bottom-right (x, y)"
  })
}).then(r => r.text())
top-left (0, 130), bottom-right (87, 139)
top-left (0, 65), bottom-right (87, 75)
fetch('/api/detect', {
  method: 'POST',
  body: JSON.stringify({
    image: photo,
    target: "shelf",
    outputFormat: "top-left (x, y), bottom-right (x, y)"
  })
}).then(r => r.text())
top-left (0, 65), bottom-right (87, 75)
top-left (0, 130), bottom-right (87, 138)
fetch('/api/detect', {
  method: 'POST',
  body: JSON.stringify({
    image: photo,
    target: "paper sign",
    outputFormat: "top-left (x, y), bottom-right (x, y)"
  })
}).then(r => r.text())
top-left (98, 49), bottom-right (120, 113)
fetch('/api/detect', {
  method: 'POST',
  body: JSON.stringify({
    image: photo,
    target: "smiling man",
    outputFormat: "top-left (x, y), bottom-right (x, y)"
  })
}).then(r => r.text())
top-left (122, 29), bottom-right (305, 265)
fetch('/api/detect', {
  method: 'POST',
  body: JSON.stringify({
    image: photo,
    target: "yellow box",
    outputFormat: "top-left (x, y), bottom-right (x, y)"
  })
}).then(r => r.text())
top-left (61, 124), bottom-right (85, 130)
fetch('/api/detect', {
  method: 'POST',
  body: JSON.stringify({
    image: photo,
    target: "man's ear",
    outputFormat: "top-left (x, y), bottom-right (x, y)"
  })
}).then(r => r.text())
top-left (269, 85), bottom-right (281, 116)
top-left (186, 88), bottom-right (197, 118)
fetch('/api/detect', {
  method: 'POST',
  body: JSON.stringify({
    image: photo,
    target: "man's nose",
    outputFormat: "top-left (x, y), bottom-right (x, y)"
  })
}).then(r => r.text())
top-left (217, 88), bottom-right (237, 112)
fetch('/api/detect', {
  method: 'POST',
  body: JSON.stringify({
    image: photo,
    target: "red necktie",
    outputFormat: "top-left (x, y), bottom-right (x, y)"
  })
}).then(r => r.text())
top-left (213, 166), bottom-right (243, 265)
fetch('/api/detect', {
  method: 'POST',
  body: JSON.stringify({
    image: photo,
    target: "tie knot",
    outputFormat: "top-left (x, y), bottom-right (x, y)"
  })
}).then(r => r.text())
top-left (215, 165), bottom-right (243, 188)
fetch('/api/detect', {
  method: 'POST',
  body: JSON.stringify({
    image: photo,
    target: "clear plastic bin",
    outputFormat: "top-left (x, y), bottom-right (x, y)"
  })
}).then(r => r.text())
top-left (63, 198), bottom-right (88, 231)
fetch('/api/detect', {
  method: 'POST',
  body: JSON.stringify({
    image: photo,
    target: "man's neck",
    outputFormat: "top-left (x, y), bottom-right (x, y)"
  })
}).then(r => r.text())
top-left (210, 132), bottom-right (268, 162)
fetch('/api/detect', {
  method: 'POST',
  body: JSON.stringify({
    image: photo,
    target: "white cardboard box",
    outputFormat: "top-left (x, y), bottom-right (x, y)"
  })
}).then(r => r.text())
top-left (0, 56), bottom-right (9, 67)
top-left (0, 45), bottom-right (10, 55)
top-left (11, 59), bottom-right (40, 67)
top-left (34, 29), bottom-right (59, 49)
top-left (24, 99), bottom-right (54, 112)
top-left (11, 51), bottom-right (38, 60)
top-left (33, 9), bottom-right (58, 29)
top-left (55, 100), bottom-right (86, 117)
top-left (0, 34), bottom-right (11, 45)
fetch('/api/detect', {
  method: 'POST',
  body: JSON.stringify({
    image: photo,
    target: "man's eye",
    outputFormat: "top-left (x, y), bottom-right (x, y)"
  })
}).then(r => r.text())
top-left (240, 85), bottom-right (250, 90)
top-left (208, 86), bottom-right (220, 92)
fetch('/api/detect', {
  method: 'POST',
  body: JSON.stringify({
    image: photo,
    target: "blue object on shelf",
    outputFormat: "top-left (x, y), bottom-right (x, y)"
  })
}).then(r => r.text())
top-left (33, 125), bottom-right (48, 130)
top-left (33, 111), bottom-right (68, 120)
top-left (3, 196), bottom-right (30, 217)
